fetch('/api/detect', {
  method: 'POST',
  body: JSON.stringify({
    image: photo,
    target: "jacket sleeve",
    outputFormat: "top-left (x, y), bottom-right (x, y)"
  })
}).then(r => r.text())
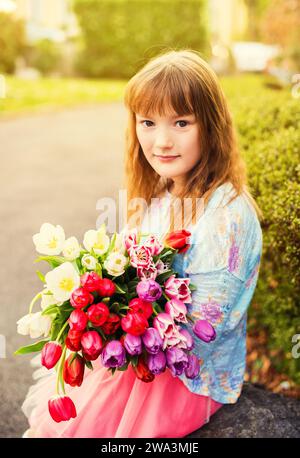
top-left (183, 196), bottom-right (263, 347)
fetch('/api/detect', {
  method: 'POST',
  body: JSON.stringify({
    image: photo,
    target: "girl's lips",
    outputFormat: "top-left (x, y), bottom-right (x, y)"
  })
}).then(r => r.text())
top-left (155, 155), bottom-right (180, 162)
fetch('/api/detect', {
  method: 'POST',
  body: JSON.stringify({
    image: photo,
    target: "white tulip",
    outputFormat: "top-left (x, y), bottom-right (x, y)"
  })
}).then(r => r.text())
top-left (62, 236), bottom-right (81, 261)
top-left (32, 223), bottom-right (65, 255)
top-left (45, 261), bottom-right (80, 302)
top-left (104, 252), bottom-right (128, 277)
top-left (17, 312), bottom-right (52, 339)
top-left (40, 289), bottom-right (58, 310)
top-left (81, 254), bottom-right (97, 270)
top-left (17, 314), bottom-right (33, 336)
top-left (29, 312), bottom-right (52, 338)
top-left (111, 233), bottom-right (127, 255)
top-left (83, 224), bottom-right (110, 256)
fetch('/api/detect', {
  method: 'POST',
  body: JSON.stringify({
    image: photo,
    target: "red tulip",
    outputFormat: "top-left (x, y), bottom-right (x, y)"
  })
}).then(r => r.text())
top-left (68, 309), bottom-right (88, 331)
top-left (48, 395), bottom-right (77, 423)
top-left (164, 230), bottom-right (191, 254)
top-left (70, 287), bottom-right (94, 309)
top-left (98, 278), bottom-right (116, 297)
top-left (66, 329), bottom-right (83, 351)
top-left (101, 313), bottom-right (121, 335)
top-left (63, 353), bottom-right (85, 387)
top-left (128, 298), bottom-right (153, 319)
top-left (133, 355), bottom-right (155, 382)
top-left (121, 311), bottom-right (149, 336)
top-left (41, 342), bottom-right (62, 369)
top-left (80, 272), bottom-right (102, 292)
top-left (87, 302), bottom-right (110, 326)
top-left (81, 330), bottom-right (103, 361)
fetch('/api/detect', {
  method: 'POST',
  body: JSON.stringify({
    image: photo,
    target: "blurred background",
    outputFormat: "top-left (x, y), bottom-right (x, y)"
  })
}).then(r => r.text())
top-left (0, 0), bottom-right (299, 437)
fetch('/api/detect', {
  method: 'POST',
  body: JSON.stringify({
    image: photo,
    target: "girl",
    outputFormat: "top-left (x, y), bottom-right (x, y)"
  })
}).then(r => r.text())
top-left (21, 49), bottom-right (263, 438)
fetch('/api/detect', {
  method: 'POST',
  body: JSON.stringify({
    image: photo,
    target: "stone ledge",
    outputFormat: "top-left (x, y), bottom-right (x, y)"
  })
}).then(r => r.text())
top-left (186, 382), bottom-right (300, 438)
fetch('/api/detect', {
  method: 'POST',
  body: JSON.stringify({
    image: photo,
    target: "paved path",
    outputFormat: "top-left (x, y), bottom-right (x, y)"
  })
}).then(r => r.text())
top-left (0, 103), bottom-right (127, 437)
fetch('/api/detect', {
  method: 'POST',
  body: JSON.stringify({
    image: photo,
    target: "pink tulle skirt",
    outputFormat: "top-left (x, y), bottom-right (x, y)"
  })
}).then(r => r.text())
top-left (21, 355), bottom-right (222, 438)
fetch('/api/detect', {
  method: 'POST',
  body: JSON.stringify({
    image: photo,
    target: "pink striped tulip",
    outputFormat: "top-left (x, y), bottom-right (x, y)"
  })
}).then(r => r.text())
top-left (48, 395), bottom-right (77, 423)
top-left (41, 342), bottom-right (62, 369)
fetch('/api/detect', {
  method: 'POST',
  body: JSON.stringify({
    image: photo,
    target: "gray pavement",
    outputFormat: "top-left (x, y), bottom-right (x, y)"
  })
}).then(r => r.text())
top-left (0, 102), bottom-right (127, 437)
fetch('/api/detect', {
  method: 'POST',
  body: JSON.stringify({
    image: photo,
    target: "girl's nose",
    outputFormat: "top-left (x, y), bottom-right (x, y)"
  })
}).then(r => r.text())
top-left (155, 129), bottom-right (174, 148)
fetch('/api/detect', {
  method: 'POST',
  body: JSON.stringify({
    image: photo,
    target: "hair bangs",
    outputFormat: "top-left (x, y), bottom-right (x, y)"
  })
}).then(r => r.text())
top-left (129, 68), bottom-right (195, 118)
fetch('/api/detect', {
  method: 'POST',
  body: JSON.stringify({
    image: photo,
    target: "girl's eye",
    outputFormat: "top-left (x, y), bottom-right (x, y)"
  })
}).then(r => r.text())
top-left (140, 120), bottom-right (189, 127)
top-left (141, 120), bottom-right (153, 127)
top-left (176, 120), bottom-right (189, 127)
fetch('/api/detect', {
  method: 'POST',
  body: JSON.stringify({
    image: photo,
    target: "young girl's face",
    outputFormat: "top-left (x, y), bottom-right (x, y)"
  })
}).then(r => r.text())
top-left (135, 111), bottom-right (201, 187)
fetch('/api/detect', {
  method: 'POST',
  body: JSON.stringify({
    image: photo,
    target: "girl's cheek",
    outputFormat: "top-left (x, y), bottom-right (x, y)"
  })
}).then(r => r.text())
top-left (143, 137), bottom-right (153, 151)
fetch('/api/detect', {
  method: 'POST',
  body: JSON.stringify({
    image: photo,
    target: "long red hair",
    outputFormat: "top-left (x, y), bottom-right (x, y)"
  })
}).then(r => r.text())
top-left (122, 48), bottom-right (263, 235)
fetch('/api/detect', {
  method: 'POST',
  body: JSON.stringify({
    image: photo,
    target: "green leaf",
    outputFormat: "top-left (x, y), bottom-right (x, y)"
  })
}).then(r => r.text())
top-left (106, 232), bottom-right (117, 256)
top-left (156, 270), bottom-right (175, 283)
top-left (90, 248), bottom-right (98, 258)
top-left (159, 249), bottom-right (175, 259)
top-left (114, 284), bottom-right (127, 294)
top-left (59, 300), bottom-right (74, 313)
top-left (119, 305), bottom-right (130, 311)
top-left (14, 339), bottom-right (49, 355)
top-left (41, 304), bottom-right (59, 316)
top-left (153, 302), bottom-right (164, 313)
top-left (95, 263), bottom-right (102, 277)
top-left (34, 255), bottom-right (66, 269)
top-left (76, 257), bottom-right (82, 271)
top-left (69, 352), bottom-right (77, 365)
top-left (50, 320), bottom-right (62, 341)
top-left (117, 361), bottom-right (129, 371)
top-left (85, 360), bottom-right (94, 370)
top-left (127, 280), bottom-right (139, 292)
top-left (110, 367), bottom-right (117, 376)
top-left (131, 355), bottom-right (139, 368)
top-left (88, 325), bottom-right (107, 341)
top-left (36, 270), bottom-right (46, 283)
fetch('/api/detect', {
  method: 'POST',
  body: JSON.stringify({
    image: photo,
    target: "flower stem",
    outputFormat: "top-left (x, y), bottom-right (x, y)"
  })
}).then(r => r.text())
top-left (56, 321), bottom-right (69, 343)
top-left (29, 291), bottom-right (43, 315)
top-left (56, 344), bottom-right (67, 395)
top-left (162, 291), bottom-right (170, 301)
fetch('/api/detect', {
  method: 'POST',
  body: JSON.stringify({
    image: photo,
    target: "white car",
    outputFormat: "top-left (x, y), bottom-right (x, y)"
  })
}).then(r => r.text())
top-left (231, 41), bottom-right (281, 72)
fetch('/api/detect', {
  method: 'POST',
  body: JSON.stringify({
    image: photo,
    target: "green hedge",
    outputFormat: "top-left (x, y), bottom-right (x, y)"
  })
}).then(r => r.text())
top-left (73, 0), bottom-right (209, 78)
top-left (222, 75), bottom-right (300, 384)
top-left (26, 39), bottom-right (62, 76)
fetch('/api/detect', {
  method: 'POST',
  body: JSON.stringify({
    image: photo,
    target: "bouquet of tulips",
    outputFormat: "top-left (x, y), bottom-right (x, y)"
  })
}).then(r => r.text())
top-left (15, 222), bottom-right (216, 423)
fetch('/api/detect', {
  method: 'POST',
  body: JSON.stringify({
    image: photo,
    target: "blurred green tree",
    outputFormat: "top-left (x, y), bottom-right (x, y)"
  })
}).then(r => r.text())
top-left (27, 39), bottom-right (62, 76)
top-left (243, 0), bottom-right (272, 40)
top-left (72, 0), bottom-right (210, 78)
top-left (0, 12), bottom-right (26, 74)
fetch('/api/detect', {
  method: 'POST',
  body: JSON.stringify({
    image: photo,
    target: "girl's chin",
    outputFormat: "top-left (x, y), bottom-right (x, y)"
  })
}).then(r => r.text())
top-left (153, 169), bottom-right (177, 179)
top-left (152, 163), bottom-right (181, 173)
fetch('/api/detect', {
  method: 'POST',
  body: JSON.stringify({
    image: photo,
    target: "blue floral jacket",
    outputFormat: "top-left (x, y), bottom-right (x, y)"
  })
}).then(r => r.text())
top-left (139, 182), bottom-right (263, 404)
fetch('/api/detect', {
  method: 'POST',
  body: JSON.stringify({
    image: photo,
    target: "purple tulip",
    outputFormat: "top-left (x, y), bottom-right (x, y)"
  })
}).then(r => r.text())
top-left (142, 327), bottom-right (163, 354)
top-left (179, 328), bottom-right (194, 351)
top-left (147, 350), bottom-right (167, 375)
top-left (185, 353), bottom-right (200, 379)
top-left (101, 340), bottom-right (126, 368)
top-left (136, 279), bottom-right (162, 302)
top-left (166, 347), bottom-right (189, 376)
top-left (193, 320), bottom-right (216, 343)
top-left (124, 333), bottom-right (142, 356)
